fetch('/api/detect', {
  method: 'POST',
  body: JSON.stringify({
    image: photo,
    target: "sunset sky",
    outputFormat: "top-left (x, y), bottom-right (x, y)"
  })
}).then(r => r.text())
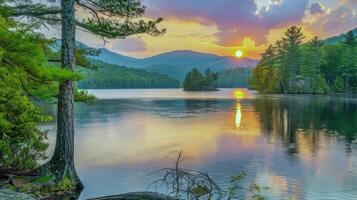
top-left (70, 0), bottom-right (357, 59)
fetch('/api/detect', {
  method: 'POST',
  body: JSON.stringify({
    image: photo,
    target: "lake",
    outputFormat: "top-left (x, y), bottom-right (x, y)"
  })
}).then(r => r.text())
top-left (42, 89), bottom-right (357, 200)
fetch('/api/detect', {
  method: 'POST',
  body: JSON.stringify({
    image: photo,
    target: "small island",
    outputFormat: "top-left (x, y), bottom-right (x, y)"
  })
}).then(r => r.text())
top-left (183, 68), bottom-right (219, 91)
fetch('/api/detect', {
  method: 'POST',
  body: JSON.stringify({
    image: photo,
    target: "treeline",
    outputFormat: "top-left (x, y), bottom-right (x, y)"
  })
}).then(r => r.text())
top-left (250, 26), bottom-right (357, 94)
top-left (183, 68), bottom-right (219, 91)
top-left (77, 61), bottom-right (180, 89)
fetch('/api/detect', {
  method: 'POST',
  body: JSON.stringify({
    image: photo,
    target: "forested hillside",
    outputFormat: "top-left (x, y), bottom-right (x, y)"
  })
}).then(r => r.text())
top-left (218, 68), bottom-right (253, 88)
top-left (77, 61), bottom-right (180, 89)
top-left (144, 64), bottom-right (191, 81)
top-left (91, 49), bottom-right (257, 81)
top-left (323, 28), bottom-right (357, 45)
top-left (250, 26), bottom-right (357, 94)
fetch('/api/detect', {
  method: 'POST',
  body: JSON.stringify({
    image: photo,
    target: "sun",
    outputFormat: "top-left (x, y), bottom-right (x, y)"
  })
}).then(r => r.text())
top-left (235, 50), bottom-right (243, 58)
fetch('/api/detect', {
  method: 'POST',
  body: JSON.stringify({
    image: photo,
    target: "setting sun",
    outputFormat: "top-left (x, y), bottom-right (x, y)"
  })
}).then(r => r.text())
top-left (235, 50), bottom-right (243, 58)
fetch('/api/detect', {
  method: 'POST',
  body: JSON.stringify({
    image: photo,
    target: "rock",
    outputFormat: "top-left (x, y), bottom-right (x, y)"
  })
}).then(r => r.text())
top-left (0, 189), bottom-right (35, 200)
top-left (89, 192), bottom-right (178, 200)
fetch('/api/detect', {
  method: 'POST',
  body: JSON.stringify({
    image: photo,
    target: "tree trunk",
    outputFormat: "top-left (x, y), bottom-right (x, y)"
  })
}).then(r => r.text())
top-left (46, 0), bottom-right (83, 191)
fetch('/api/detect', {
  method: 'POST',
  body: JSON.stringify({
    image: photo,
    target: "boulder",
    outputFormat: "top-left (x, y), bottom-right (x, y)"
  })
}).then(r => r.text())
top-left (0, 189), bottom-right (35, 200)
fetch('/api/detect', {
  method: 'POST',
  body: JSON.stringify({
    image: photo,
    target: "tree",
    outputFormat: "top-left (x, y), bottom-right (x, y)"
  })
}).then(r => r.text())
top-left (343, 30), bottom-right (357, 48)
top-left (0, 15), bottom-right (82, 169)
top-left (320, 44), bottom-right (344, 92)
top-left (3, 0), bottom-right (165, 190)
top-left (250, 26), bottom-right (357, 95)
top-left (260, 44), bottom-right (275, 68)
top-left (183, 68), bottom-right (218, 91)
top-left (341, 31), bottom-right (357, 93)
top-left (307, 36), bottom-right (323, 73)
top-left (184, 68), bottom-right (203, 91)
top-left (280, 26), bottom-right (305, 93)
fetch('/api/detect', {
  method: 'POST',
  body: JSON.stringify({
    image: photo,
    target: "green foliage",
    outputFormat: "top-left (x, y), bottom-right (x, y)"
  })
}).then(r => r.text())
top-left (32, 175), bottom-right (55, 184)
top-left (218, 68), bottom-right (253, 88)
top-left (342, 31), bottom-right (357, 48)
top-left (250, 26), bottom-right (357, 94)
top-left (0, 17), bottom-right (52, 169)
top-left (74, 89), bottom-right (96, 104)
top-left (77, 60), bottom-right (180, 89)
top-left (183, 68), bottom-right (219, 91)
top-left (227, 172), bottom-right (268, 200)
top-left (250, 66), bottom-right (280, 93)
top-left (0, 15), bottom-right (93, 169)
top-left (0, 78), bottom-right (50, 169)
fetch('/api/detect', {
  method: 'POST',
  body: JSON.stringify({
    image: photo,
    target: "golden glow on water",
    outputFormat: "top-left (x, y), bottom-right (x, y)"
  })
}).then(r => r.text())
top-left (74, 102), bottom-right (262, 168)
top-left (42, 89), bottom-right (357, 199)
top-left (235, 102), bottom-right (242, 128)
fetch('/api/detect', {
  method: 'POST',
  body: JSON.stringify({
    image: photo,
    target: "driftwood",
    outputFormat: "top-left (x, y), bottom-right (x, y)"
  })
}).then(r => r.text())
top-left (88, 192), bottom-right (178, 200)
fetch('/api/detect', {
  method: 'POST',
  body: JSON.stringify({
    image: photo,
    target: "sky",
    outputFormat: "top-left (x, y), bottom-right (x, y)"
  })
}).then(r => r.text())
top-left (70, 0), bottom-right (357, 59)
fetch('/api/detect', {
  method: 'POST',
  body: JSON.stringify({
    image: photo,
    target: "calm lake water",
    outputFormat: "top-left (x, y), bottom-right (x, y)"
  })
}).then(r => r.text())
top-left (42, 89), bottom-right (357, 200)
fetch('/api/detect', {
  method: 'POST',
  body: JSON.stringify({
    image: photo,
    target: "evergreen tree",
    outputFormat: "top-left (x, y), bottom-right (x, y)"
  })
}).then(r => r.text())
top-left (341, 31), bottom-right (357, 93)
top-left (280, 26), bottom-right (305, 93)
top-left (3, 0), bottom-right (165, 190)
top-left (183, 68), bottom-right (218, 91)
top-left (0, 16), bottom-right (82, 169)
top-left (250, 27), bottom-right (357, 94)
top-left (260, 44), bottom-right (275, 68)
top-left (343, 30), bottom-right (357, 48)
top-left (321, 44), bottom-right (345, 92)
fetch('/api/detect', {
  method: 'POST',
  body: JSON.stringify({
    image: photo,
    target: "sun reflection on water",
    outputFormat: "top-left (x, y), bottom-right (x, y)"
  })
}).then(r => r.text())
top-left (42, 89), bottom-right (357, 200)
top-left (234, 89), bottom-right (245, 128)
top-left (235, 102), bottom-right (241, 128)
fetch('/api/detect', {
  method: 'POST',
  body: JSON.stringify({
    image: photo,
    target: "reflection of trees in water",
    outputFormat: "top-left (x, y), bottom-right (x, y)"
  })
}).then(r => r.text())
top-left (252, 96), bottom-right (357, 154)
top-left (70, 99), bottom-right (236, 124)
top-left (184, 100), bottom-right (219, 113)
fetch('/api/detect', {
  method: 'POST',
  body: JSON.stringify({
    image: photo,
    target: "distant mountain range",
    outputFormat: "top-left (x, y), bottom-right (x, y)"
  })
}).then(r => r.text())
top-left (91, 49), bottom-right (258, 81)
top-left (323, 27), bottom-right (357, 45)
top-left (67, 26), bottom-right (357, 89)
top-left (77, 60), bottom-right (180, 89)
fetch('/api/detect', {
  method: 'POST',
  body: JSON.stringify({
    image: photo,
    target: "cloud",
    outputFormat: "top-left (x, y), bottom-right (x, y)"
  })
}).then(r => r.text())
top-left (144, 0), bottom-right (309, 47)
top-left (339, 0), bottom-right (357, 8)
top-left (111, 38), bottom-right (147, 52)
top-left (309, 3), bottom-right (325, 15)
top-left (306, 5), bottom-right (357, 37)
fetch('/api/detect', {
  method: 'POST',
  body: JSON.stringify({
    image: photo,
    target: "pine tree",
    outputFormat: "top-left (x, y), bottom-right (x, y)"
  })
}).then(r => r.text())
top-left (260, 45), bottom-right (275, 68)
top-left (343, 31), bottom-right (357, 48)
top-left (0, 15), bottom-right (83, 169)
top-left (183, 68), bottom-right (218, 91)
top-left (3, 0), bottom-right (165, 190)
top-left (281, 26), bottom-right (305, 93)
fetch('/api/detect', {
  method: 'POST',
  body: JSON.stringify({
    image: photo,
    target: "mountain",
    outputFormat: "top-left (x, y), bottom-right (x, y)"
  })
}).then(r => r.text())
top-left (323, 27), bottom-right (357, 45)
top-left (144, 64), bottom-right (189, 81)
top-left (77, 60), bottom-right (180, 89)
top-left (93, 48), bottom-right (143, 67)
top-left (91, 49), bottom-right (258, 81)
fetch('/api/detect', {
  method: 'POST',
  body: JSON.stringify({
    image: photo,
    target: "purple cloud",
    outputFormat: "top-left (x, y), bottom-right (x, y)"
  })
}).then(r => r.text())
top-left (144, 0), bottom-right (309, 46)
top-left (307, 6), bottom-right (357, 37)
top-left (341, 0), bottom-right (357, 8)
top-left (309, 3), bottom-right (325, 15)
top-left (112, 38), bottom-right (147, 52)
